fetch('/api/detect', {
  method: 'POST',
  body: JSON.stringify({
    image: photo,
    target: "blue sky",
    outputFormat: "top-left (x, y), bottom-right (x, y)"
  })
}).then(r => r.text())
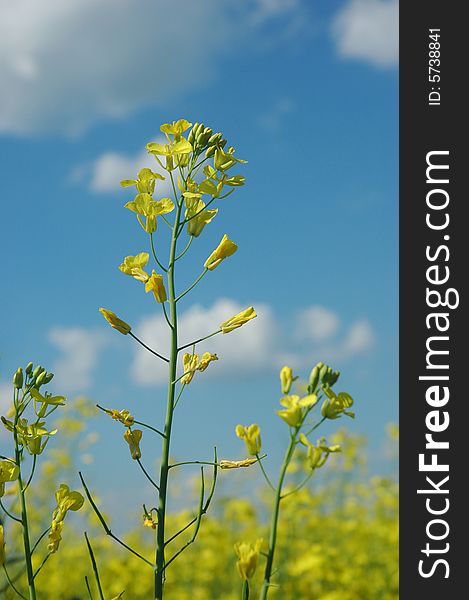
top-left (0, 0), bottom-right (398, 509)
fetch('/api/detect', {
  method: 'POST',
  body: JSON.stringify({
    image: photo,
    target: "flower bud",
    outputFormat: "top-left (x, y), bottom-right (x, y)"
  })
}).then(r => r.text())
top-left (25, 362), bottom-right (34, 375)
top-left (43, 372), bottom-right (54, 384)
top-left (205, 146), bottom-right (215, 158)
top-left (35, 371), bottom-right (47, 387)
top-left (308, 364), bottom-right (321, 393)
top-left (208, 132), bottom-right (222, 145)
top-left (32, 365), bottom-right (45, 380)
top-left (279, 366), bottom-right (293, 394)
top-left (13, 368), bottom-right (23, 389)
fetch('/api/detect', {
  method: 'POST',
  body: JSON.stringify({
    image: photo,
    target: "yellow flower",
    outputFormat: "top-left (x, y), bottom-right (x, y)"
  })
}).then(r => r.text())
top-left (234, 539), bottom-right (263, 580)
top-left (235, 424), bottom-right (261, 456)
top-left (219, 458), bottom-right (257, 469)
top-left (105, 408), bottom-right (134, 427)
top-left (124, 429), bottom-right (143, 460)
top-left (147, 138), bottom-right (193, 171)
top-left (181, 353), bottom-right (199, 385)
top-left (30, 388), bottom-right (66, 418)
top-left (220, 307), bottom-right (257, 334)
top-left (99, 308), bottom-right (131, 335)
top-left (160, 119), bottom-right (192, 138)
top-left (119, 253), bottom-right (150, 283)
top-left (280, 366), bottom-right (294, 394)
top-left (3, 418), bottom-right (58, 455)
top-left (0, 525), bottom-right (5, 566)
top-left (143, 510), bottom-right (158, 529)
top-left (124, 194), bottom-right (175, 233)
top-left (214, 147), bottom-right (247, 172)
top-left (276, 394), bottom-right (318, 428)
top-left (120, 168), bottom-right (165, 194)
top-left (145, 270), bottom-right (167, 303)
top-left (299, 434), bottom-right (341, 470)
top-left (204, 234), bottom-right (238, 270)
top-left (48, 484), bottom-right (84, 553)
top-left (321, 390), bottom-right (355, 420)
top-left (0, 460), bottom-right (19, 498)
top-left (48, 519), bottom-right (63, 553)
top-left (185, 197), bottom-right (218, 237)
top-left (55, 484), bottom-right (85, 518)
top-left (197, 352), bottom-right (218, 372)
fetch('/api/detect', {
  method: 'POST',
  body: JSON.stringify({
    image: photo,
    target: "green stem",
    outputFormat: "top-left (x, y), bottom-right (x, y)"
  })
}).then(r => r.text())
top-left (14, 435), bottom-right (36, 599)
top-left (154, 195), bottom-right (183, 599)
top-left (242, 580), bottom-right (250, 600)
top-left (84, 532), bottom-right (105, 600)
top-left (259, 431), bottom-right (297, 600)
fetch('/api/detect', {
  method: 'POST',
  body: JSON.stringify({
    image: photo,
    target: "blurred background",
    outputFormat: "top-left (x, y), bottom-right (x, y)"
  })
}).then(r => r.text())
top-left (0, 0), bottom-right (398, 516)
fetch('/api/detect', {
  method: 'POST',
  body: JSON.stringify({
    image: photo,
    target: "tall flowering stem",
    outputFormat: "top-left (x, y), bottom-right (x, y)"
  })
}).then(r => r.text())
top-left (96, 119), bottom-right (254, 599)
top-left (234, 362), bottom-right (354, 600)
top-left (0, 364), bottom-right (83, 599)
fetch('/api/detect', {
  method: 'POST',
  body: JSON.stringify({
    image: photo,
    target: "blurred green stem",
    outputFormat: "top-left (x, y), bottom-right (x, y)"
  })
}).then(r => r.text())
top-left (259, 429), bottom-right (298, 600)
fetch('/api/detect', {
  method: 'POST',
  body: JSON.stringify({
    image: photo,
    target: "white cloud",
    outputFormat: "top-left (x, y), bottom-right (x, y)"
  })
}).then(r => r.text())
top-left (341, 319), bottom-right (375, 355)
top-left (79, 135), bottom-right (172, 194)
top-left (131, 299), bottom-right (376, 386)
top-left (131, 299), bottom-right (277, 386)
top-left (48, 327), bottom-right (109, 393)
top-left (0, 0), bottom-right (304, 136)
top-left (258, 98), bottom-right (295, 131)
top-left (296, 306), bottom-right (340, 342)
top-left (332, 0), bottom-right (398, 68)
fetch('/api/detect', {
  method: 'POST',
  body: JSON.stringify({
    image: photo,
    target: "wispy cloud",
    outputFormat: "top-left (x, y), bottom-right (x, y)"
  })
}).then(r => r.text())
top-left (332, 0), bottom-right (398, 68)
top-left (258, 98), bottom-right (295, 131)
top-left (131, 299), bottom-right (277, 386)
top-left (131, 299), bottom-right (375, 386)
top-left (48, 327), bottom-right (110, 393)
top-left (72, 135), bottom-right (171, 194)
top-left (0, 0), bottom-right (306, 136)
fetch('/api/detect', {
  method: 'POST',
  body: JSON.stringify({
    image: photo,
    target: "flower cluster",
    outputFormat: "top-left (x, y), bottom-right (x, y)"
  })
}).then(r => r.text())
top-left (48, 484), bottom-right (84, 553)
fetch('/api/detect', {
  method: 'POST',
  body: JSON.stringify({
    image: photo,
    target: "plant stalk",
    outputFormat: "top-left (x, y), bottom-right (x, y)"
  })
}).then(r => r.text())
top-left (259, 431), bottom-right (297, 600)
top-left (154, 199), bottom-right (183, 599)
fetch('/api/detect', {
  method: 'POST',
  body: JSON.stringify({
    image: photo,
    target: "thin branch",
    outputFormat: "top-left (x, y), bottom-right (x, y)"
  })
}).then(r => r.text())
top-left (161, 302), bottom-right (173, 329)
top-left (84, 532), bottom-right (105, 600)
top-left (175, 269), bottom-right (208, 303)
top-left (178, 330), bottom-right (221, 352)
top-left (2, 564), bottom-right (27, 599)
top-left (31, 527), bottom-right (51, 555)
top-left (164, 467), bottom-right (205, 569)
top-left (169, 459), bottom-right (219, 470)
top-left (79, 472), bottom-right (154, 567)
top-left (173, 383), bottom-right (186, 409)
top-left (0, 499), bottom-right (22, 523)
top-left (129, 332), bottom-right (169, 363)
top-left (256, 453), bottom-right (276, 492)
top-left (33, 552), bottom-right (51, 579)
top-left (133, 420), bottom-right (166, 438)
top-left (137, 459), bottom-right (160, 490)
top-left (85, 576), bottom-right (95, 600)
top-left (165, 448), bottom-right (218, 547)
top-left (22, 455), bottom-right (37, 493)
top-left (302, 416), bottom-right (327, 439)
top-left (149, 233), bottom-right (168, 272)
top-left (175, 236), bottom-right (193, 261)
top-left (281, 471), bottom-right (314, 500)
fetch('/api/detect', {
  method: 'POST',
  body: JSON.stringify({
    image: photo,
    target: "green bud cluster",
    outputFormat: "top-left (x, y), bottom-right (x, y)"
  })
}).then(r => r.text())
top-left (308, 362), bottom-right (340, 394)
top-left (12, 362), bottom-right (54, 391)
